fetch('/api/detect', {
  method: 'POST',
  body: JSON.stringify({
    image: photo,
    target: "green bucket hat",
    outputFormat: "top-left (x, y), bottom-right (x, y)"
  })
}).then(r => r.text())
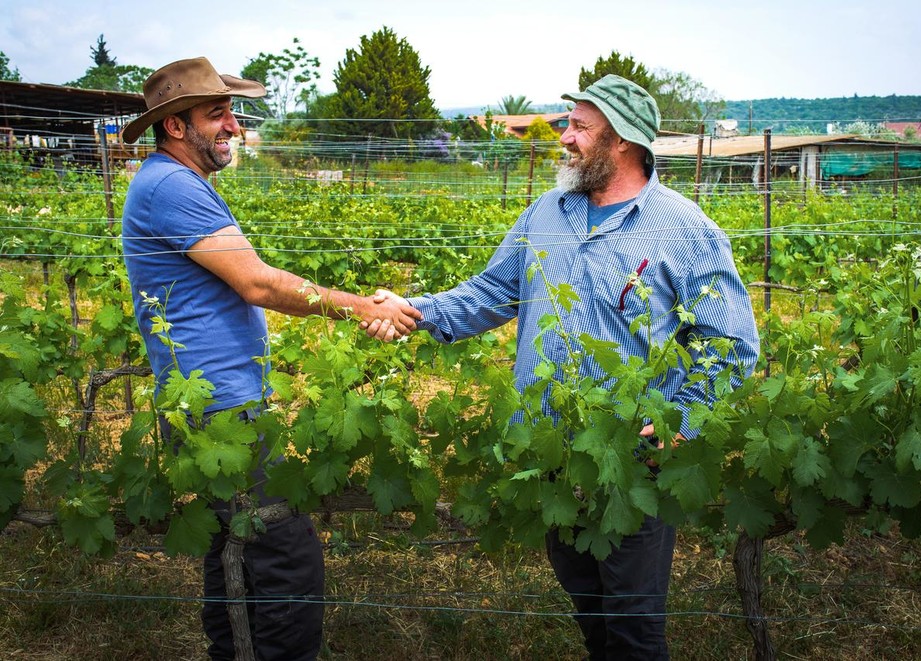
top-left (561, 74), bottom-right (660, 167)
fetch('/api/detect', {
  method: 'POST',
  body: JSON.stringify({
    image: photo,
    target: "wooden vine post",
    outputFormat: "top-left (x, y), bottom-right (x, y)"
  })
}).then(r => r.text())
top-left (733, 532), bottom-right (775, 661)
top-left (733, 514), bottom-right (796, 660)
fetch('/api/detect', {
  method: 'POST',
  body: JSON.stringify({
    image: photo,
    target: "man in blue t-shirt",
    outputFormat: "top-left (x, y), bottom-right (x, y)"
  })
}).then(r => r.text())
top-left (121, 57), bottom-right (421, 661)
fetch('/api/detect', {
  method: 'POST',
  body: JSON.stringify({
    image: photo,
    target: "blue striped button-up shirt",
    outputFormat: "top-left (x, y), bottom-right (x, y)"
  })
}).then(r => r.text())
top-left (408, 172), bottom-right (760, 434)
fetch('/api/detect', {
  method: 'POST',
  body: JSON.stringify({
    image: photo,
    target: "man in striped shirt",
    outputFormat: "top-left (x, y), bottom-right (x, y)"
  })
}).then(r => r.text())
top-left (375, 75), bottom-right (760, 659)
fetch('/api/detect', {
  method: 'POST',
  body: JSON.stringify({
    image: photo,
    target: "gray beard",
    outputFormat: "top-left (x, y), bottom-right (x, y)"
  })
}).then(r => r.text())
top-left (555, 152), bottom-right (616, 194)
top-left (555, 162), bottom-right (584, 192)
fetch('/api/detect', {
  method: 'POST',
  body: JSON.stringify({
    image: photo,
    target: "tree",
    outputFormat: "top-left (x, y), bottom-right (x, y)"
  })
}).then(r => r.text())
top-left (578, 50), bottom-right (655, 92)
top-left (241, 38), bottom-right (320, 120)
top-left (65, 35), bottom-right (152, 92)
top-left (91, 34), bottom-right (116, 67)
top-left (653, 69), bottom-right (725, 134)
top-left (522, 116), bottom-right (562, 164)
top-left (67, 64), bottom-right (153, 93)
top-left (327, 26), bottom-right (441, 140)
top-left (0, 51), bottom-right (21, 82)
top-left (497, 95), bottom-right (534, 115)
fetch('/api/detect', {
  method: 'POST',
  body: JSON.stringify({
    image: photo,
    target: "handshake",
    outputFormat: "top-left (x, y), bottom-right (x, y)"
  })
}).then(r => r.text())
top-left (355, 289), bottom-right (421, 342)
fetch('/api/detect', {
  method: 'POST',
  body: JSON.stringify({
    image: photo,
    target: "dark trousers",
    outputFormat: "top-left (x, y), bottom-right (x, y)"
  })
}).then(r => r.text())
top-left (203, 512), bottom-right (325, 661)
top-left (546, 516), bottom-right (676, 661)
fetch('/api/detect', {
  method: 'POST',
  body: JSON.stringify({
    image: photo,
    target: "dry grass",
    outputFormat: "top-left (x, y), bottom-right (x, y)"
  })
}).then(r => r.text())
top-left (2, 514), bottom-right (919, 660)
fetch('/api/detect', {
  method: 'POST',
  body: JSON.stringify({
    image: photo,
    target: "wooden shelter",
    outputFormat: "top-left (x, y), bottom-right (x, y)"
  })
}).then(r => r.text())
top-left (0, 80), bottom-right (148, 165)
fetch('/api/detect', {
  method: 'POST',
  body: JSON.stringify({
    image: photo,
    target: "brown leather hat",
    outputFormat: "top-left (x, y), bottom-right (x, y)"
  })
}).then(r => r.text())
top-left (122, 56), bottom-right (265, 144)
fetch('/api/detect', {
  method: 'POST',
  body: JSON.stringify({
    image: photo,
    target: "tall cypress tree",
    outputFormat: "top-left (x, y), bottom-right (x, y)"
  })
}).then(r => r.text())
top-left (328, 26), bottom-right (440, 140)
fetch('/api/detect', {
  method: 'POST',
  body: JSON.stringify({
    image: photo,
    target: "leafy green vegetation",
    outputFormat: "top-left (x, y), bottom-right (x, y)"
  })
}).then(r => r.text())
top-left (722, 95), bottom-right (921, 134)
top-left (3, 152), bottom-right (921, 656)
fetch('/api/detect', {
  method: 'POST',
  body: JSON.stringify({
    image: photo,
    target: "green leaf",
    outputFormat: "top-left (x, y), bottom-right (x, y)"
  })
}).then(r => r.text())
top-left (452, 483), bottom-right (491, 527)
top-left (166, 451), bottom-right (206, 493)
top-left (161, 369), bottom-right (215, 421)
top-left (790, 484), bottom-right (825, 530)
top-left (892, 504), bottom-right (921, 539)
top-left (825, 416), bottom-right (874, 477)
top-left (895, 425), bottom-right (921, 472)
top-left (791, 437), bottom-right (831, 487)
top-left (189, 411), bottom-right (257, 479)
top-left (164, 498), bottom-right (221, 556)
top-left (724, 480), bottom-right (778, 538)
top-left (124, 481), bottom-right (172, 525)
top-left (539, 481), bottom-right (581, 528)
top-left (308, 453), bottom-right (350, 495)
top-left (93, 303), bottom-right (124, 331)
top-left (599, 487), bottom-right (644, 536)
top-left (265, 459), bottom-right (310, 507)
top-left (552, 282), bottom-right (581, 313)
top-left (574, 526), bottom-right (619, 561)
top-left (0, 378), bottom-right (47, 419)
top-left (367, 458), bottom-right (413, 515)
top-left (266, 369), bottom-right (294, 401)
top-left (657, 442), bottom-right (722, 512)
top-left (0, 465), bottom-right (24, 513)
top-left (60, 512), bottom-right (116, 556)
top-left (742, 422), bottom-right (799, 486)
top-left (409, 469), bottom-right (440, 513)
top-left (579, 334), bottom-right (625, 375)
top-left (529, 418), bottom-right (564, 471)
top-left (864, 461), bottom-right (921, 508)
top-left (804, 505), bottom-right (847, 548)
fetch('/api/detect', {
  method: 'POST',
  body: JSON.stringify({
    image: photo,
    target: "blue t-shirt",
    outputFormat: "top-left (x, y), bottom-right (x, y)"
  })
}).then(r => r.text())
top-left (587, 198), bottom-right (635, 234)
top-left (121, 153), bottom-right (270, 412)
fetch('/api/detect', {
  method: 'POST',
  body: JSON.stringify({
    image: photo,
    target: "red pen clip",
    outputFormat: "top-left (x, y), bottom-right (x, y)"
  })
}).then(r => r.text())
top-left (619, 259), bottom-right (649, 311)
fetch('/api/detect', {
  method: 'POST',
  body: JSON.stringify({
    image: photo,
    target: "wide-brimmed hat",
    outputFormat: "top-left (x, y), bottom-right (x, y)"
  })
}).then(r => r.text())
top-left (562, 74), bottom-right (660, 167)
top-left (122, 56), bottom-right (266, 144)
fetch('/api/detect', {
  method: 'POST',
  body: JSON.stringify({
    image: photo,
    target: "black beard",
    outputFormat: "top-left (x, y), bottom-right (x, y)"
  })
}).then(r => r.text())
top-left (185, 122), bottom-right (232, 172)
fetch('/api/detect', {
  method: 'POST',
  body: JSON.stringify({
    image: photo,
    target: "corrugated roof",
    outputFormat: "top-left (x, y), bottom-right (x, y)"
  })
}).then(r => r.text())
top-left (0, 80), bottom-right (147, 132)
top-left (651, 133), bottom-right (861, 158)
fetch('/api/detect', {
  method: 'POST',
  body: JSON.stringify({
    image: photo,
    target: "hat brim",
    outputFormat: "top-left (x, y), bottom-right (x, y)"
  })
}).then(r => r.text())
top-left (121, 74), bottom-right (265, 144)
top-left (562, 90), bottom-right (656, 167)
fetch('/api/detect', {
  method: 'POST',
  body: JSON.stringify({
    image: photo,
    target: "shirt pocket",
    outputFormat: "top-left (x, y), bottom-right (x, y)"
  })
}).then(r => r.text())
top-left (589, 248), bottom-right (656, 319)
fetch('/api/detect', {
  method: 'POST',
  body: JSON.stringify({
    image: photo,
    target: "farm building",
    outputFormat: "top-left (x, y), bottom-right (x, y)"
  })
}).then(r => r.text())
top-left (0, 80), bottom-right (148, 166)
top-left (0, 80), bottom-right (266, 168)
top-left (650, 132), bottom-right (921, 188)
top-left (468, 112), bottom-right (570, 138)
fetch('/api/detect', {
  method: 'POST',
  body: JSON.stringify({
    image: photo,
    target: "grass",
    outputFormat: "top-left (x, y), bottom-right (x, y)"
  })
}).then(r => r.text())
top-left (2, 514), bottom-right (919, 660)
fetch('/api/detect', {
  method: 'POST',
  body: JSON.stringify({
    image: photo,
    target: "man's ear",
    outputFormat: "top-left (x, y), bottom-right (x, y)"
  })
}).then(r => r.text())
top-left (163, 114), bottom-right (185, 140)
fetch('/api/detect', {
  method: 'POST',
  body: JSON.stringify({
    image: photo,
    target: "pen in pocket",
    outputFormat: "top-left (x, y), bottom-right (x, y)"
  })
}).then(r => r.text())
top-left (619, 258), bottom-right (649, 310)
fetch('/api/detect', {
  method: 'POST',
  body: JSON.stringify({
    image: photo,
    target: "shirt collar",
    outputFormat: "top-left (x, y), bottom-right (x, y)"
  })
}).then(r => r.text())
top-left (557, 169), bottom-right (660, 216)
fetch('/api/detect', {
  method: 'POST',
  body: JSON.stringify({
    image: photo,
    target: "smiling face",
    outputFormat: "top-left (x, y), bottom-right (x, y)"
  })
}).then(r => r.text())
top-left (556, 101), bottom-right (618, 194)
top-left (175, 97), bottom-right (239, 177)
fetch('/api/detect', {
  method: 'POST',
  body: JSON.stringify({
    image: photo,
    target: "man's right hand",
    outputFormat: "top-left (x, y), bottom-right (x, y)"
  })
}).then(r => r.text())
top-left (357, 289), bottom-right (421, 341)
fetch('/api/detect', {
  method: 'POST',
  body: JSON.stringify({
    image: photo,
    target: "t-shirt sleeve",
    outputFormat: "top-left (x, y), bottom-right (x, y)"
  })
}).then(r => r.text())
top-left (148, 169), bottom-right (238, 254)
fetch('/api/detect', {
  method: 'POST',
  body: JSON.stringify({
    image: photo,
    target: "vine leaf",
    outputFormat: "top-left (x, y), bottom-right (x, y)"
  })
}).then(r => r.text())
top-left (164, 498), bottom-right (220, 556)
top-left (540, 481), bottom-right (580, 528)
top-left (190, 411), bottom-right (257, 479)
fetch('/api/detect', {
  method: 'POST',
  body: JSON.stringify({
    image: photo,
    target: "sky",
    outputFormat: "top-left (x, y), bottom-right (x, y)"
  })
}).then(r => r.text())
top-left (2, 0), bottom-right (919, 111)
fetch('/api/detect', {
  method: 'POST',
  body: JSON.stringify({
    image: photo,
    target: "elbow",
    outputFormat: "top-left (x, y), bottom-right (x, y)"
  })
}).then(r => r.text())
top-left (230, 276), bottom-right (275, 308)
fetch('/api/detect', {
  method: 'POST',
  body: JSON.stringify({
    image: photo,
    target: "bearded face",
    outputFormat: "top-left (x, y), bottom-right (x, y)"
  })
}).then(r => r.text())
top-left (185, 118), bottom-right (234, 172)
top-left (556, 126), bottom-right (618, 194)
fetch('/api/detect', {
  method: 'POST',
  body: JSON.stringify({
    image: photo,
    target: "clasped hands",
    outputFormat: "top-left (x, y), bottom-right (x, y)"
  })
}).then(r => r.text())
top-left (356, 289), bottom-right (419, 342)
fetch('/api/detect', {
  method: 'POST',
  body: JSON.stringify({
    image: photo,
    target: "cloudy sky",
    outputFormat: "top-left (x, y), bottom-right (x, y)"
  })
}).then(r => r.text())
top-left (3, 0), bottom-right (918, 110)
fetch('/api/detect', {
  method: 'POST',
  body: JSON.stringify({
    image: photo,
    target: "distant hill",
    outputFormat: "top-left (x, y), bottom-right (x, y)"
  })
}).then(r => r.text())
top-left (440, 103), bottom-right (570, 119)
top-left (722, 95), bottom-right (921, 133)
top-left (441, 96), bottom-right (921, 134)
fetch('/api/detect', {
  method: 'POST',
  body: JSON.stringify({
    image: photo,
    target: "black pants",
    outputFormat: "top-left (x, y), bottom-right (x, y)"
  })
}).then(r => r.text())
top-left (202, 512), bottom-right (325, 661)
top-left (546, 516), bottom-right (676, 661)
